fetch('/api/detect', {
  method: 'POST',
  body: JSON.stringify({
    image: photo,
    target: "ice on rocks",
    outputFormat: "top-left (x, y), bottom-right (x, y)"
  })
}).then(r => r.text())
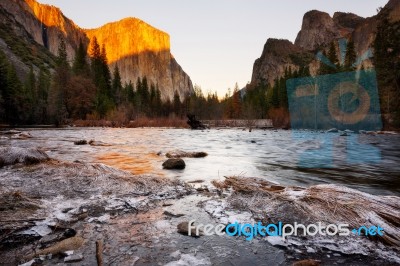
top-left (164, 253), bottom-right (211, 266)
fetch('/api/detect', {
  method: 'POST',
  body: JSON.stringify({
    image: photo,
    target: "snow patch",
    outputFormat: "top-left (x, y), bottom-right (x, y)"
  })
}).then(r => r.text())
top-left (164, 253), bottom-right (211, 266)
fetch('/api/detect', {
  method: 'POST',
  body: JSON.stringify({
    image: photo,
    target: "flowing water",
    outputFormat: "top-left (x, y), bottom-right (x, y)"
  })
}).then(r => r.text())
top-left (1, 127), bottom-right (399, 196)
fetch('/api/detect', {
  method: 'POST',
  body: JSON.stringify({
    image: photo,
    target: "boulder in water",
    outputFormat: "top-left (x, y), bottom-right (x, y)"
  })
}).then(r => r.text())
top-left (166, 150), bottom-right (207, 158)
top-left (0, 147), bottom-right (49, 167)
top-left (162, 159), bottom-right (186, 170)
top-left (74, 140), bottom-right (87, 145)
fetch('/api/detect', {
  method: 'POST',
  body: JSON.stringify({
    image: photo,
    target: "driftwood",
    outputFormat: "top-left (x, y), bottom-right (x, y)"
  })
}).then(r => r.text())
top-left (186, 114), bottom-right (207, 130)
top-left (25, 236), bottom-right (85, 260)
top-left (96, 239), bottom-right (103, 266)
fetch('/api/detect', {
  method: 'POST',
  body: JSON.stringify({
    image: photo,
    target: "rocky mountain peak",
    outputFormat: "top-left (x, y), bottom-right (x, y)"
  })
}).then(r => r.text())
top-left (24, 0), bottom-right (73, 31)
top-left (251, 2), bottom-right (398, 88)
top-left (260, 38), bottom-right (301, 57)
top-left (251, 39), bottom-right (305, 86)
top-left (385, 0), bottom-right (400, 22)
top-left (333, 12), bottom-right (365, 29)
top-left (84, 17), bottom-right (191, 100)
top-left (84, 18), bottom-right (170, 65)
top-left (295, 10), bottom-right (340, 51)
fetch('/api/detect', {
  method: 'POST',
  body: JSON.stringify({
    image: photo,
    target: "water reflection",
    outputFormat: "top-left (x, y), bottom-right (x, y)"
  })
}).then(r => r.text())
top-left (1, 128), bottom-right (399, 196)
top-left (96, 152), bottom-right (163, 176)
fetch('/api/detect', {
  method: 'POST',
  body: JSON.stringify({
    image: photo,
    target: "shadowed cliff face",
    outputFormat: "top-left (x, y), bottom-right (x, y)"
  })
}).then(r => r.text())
top-left (251, 39), bottom-right (307, 86)
top-left (0, 0), bottom-right (193, 100)
top-left (386, 0), bottom-right (400, 22)
top-left (0, 0), bottom-right (86, 62)
top-left (251, 0), bottom-right (399, 88)
top-left (295, 10), bottom-right (340, 51)
top-left (295, 10), bottom-right (376, 55)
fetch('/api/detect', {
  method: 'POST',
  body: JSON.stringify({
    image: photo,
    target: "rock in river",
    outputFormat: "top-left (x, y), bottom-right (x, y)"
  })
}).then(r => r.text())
top-left (0, 147), bottom-right (49, 167)
top-left (74, 140), bottom-right (87, 145)
top-left (166, 150), bottom-right (208, 158)
top-left (162, 158), bottom-right (186, 170)
top-left (177, 221), bottom-right (201, 237)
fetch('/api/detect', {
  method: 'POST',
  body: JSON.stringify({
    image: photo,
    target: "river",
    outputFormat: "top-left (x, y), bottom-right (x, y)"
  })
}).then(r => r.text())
top-left (1, 127), bottom-right (399, 196)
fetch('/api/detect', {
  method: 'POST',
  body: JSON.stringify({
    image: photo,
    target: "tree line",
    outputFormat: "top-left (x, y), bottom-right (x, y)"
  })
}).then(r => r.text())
top-left (0, 35), bottom-right (356, 127)
top-left (0, 36), bottom-right (195, 125)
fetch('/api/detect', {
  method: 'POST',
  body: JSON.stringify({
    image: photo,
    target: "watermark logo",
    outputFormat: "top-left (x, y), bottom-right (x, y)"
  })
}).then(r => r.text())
top-left (187, 220), bottom-right (384, 241)
top-left (286, 38), bottom-right (382, 168)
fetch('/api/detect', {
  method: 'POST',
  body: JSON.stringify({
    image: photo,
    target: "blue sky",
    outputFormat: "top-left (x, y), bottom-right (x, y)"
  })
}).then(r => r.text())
top-left (38, 0), bottom-right (388, 96)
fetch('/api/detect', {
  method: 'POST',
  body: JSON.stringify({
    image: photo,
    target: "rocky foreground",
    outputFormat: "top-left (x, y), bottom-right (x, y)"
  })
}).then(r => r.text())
top-left (0, 145), bottom-right (399, 265)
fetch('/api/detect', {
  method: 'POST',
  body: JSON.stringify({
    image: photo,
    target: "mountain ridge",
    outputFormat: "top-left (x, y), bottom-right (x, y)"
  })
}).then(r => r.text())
top-left (0, 0), bottom-right (193, 100)
top-left (249, 0), bottom-right (400, 129)
top-left (250, 2), bottom-right (400, 87)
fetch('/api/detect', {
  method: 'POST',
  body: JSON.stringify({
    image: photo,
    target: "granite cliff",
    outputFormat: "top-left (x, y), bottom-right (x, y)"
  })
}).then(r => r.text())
top-left (85, 18), bottom-right (192, 100)
top-left (251, 39), bottom-right (311, 86)
top-left (251, 0), bottom-right (400, 87)
top-left (0, 0), bottom-right (193, 100)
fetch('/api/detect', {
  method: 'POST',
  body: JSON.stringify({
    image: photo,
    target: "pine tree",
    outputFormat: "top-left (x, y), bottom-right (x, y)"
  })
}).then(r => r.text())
top-left (149, 84), bottom-right (156, 116)
top-left (271, 79), bottom-right (280, 108)
top-left (90, 37), bottom-right (102, 87)
top-left (134, 77), bottom-right (142, 113)
top-left (89, 37), bottom-right (101, 61)
top-left (50, 36), bottom-right (70, 125)
top-left (125, 81), bottom-right (135, 104)
top-left (232, 83), bottom-right (242, 118)
top-left (112, 65), bottom-right (122, 105)
top-left (141, 77), bottom-right (149, 115)
top-left (173, 90), bottom-right (181, 117)
top-left (328, 41), bottom-right (339, 67)
top-left (23, 66), bottom-right (37, 122)
top-left (278, 76), bottom-right (288, 109)
top-left (73, 39), bottom-right (89, 75)
top-left (318, 50), bottom-right (331, 75)
top-left (100, 44), bottom-right (112, 98)
top-left (5, 64), bottom-right (24, 124)
top-left (37, 68), bottom-right (50, 123)
top-left (344, 40), bottom-right (356, 71)
top-left (155, 86), bottom-right (162, 116)
top-left (89, 37), bottom-right (113, 117)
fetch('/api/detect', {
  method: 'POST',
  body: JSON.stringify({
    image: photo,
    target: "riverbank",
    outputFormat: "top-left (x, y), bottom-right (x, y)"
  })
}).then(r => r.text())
top-left (0, 117), bottom-right (189, 129)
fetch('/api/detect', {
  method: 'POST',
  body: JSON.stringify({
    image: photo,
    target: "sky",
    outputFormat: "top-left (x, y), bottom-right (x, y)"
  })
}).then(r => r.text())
top-left (38, 0), bottom-right (388, 97)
